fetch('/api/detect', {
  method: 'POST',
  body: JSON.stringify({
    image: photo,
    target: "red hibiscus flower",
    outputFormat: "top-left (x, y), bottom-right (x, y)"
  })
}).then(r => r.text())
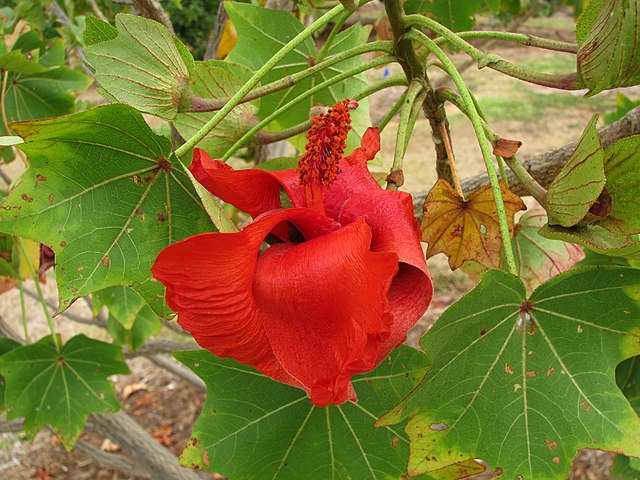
top-left (152, 100), bottom-right (432, 406)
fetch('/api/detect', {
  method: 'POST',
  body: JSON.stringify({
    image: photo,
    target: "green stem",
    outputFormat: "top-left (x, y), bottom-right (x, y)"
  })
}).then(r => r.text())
top-left (405, 16), bottom-right (582, 90)
top-left (18, 279), bottom-right (29, 344)
top-left (496, 155), bottom-right (509, 185)
top-left (257, 74), bottom-right (407, 144)
top-left (435, 30), bottom-right (577, 54)
top-left (219, 54), bottom-right (396, 162)
top-left (387, 81), bottom-right (425, 190)
top-left (17, 238), bottom-right (60, 349)
top-left (175, 3), bottom-right (346, 158)
top-left (316, 10), bottom-right (351, 62)
top-left (438, 88), bottom-right (548, 206)
top-left (189, 41), bottom-right (393, 113)
top-left (408, 30), bottom-right (518, 275)
top-left (376, 90), bottom-right (407, 132)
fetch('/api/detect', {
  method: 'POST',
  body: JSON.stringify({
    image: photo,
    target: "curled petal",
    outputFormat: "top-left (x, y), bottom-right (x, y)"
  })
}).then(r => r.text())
top-left (152, 208), bottom-right (338, 389)
top-left (340, 189), bottom-right (433, 357)
top-left (253, 217), bottom-right (399, 406)
top-left (152, 209), bottom-right (399, 405)
top-left (189, 149), bottom-right (291, 217)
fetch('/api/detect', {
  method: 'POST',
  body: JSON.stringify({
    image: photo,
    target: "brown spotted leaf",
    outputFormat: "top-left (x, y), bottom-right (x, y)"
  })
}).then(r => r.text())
top-left (378, 267), bottom-right (640, 479)
top-left (0, 105), bottom-right (212, 316)
top-left (421, 179), bottom-right (525, 269)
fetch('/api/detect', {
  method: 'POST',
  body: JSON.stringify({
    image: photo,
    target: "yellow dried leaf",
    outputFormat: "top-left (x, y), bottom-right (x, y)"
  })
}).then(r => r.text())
top-left (421, 180), bottom-right (525, 269)
top-left (216, 20), bottom-right (237, 59)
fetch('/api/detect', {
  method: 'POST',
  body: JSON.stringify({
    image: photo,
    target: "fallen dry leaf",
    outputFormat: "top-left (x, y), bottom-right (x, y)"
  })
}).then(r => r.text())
top-left (121, 381), bottom-right (149, 400)
top-left (150, 424), bottom-right (174, 446)
top-left (101, 438), bottom-right (121, 453)
top-left (421, 179), bottom-right (525, 269)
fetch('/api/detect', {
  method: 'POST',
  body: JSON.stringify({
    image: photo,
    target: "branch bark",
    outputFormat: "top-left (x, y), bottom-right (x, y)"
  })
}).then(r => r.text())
top-left (204, 1), bottom-right (229, 61)
top-left (88, 411), bottom-right (203, 480)
top-left (412, 105), bottom-right (640, 217)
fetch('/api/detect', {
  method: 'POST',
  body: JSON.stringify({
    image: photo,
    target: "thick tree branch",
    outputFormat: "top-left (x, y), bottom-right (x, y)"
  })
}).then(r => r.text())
top-left (88, 411), bottom-right (203, 480)
top-left (412, 106), bottom-right (640, 217)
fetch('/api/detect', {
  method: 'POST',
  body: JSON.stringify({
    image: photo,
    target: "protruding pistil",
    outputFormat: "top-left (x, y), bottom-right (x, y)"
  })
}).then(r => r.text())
top-left (297, 99), bottom-right (358, 214)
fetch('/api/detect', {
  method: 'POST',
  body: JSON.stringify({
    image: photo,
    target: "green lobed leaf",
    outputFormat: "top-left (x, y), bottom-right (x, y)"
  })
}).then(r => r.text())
top-left (602, 135), bottom-right (640, 235)
top-left (0, 337), bottom-right (20, 410)
top-left (540, 224), bottom-right (640, 260)
top-left (0, 67), bottom-right (92, 137)
top-left (0, 48), bottom-right (48, 74)
top-left (83, 15), bottom-right (118, 47)
top-left (378, 267), bottom-right (640, 479)
top-left (0, 334), bottom-right (130, 449)
top-left (404, 0), bottom-right (486, 31)
top-left (173, 60), bottom-right (260, 158)
top-left (85, 14), bottom-right (194, 120)
top-left (546, 114), bottom-right (605, 227)
top-left (226, 3), bottom-right (370, 138)
top-left (0, 104), bottom-right (213, 315)
top-left (174, 346), bottom-right (433, 479)
top-left (577, 0), bottom-right (640, 96)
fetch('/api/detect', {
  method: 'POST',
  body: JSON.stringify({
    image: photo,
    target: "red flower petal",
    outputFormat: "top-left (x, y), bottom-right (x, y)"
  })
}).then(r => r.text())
top-left (340, 189), bottom-right (433, 357)
top-left (190, 149), bottom-right (287, 217)
top-left (152, 209), bottom-right (400, 405)
top-left (253, 217), bottom-right (399, 406)
top-left (189, 129), bottom-right (383, 223)
top-left (321, 127), bottom-right (383, 219)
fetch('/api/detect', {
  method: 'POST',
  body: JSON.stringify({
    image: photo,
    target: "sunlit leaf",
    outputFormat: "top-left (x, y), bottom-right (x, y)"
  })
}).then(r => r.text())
top-left (546, 114), bottom-right (605, 227)
top-left (0, 104), bottom-right (212, 315)
top-left (83, 15), bottom-right (118, 47)
top-left (378, 267), bottom-right (640, 479)
top-left (404, 0), bottom-right (487, 31)
top-left (421, 179), bottom-right (525, 269)
top-left (577, 0), bottom-right (640, 96)
top-left (512, 209), bottom-right (585, 292)
top-left (173, 61), bottom-right (259, 158)
top-left (225, 3), bottom-right (370, 142)
top-left (175, 347), bottom-right (436, 479)
top-left (85, 14), bottom-right (194, 120)
top-left (0, 334), bottom-right (129, 449)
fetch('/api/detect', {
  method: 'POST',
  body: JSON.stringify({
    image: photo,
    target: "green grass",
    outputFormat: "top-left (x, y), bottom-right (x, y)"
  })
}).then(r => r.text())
top-left (475, 89), bottom-right (609, 122)
top-left (526, 15), bottom-right (577, 31)
top-left (519, 52), bottom-right (576, 74)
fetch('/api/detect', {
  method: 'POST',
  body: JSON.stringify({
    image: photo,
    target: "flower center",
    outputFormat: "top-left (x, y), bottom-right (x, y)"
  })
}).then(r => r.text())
top-left (297, 99), bottom-right (357, 214)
